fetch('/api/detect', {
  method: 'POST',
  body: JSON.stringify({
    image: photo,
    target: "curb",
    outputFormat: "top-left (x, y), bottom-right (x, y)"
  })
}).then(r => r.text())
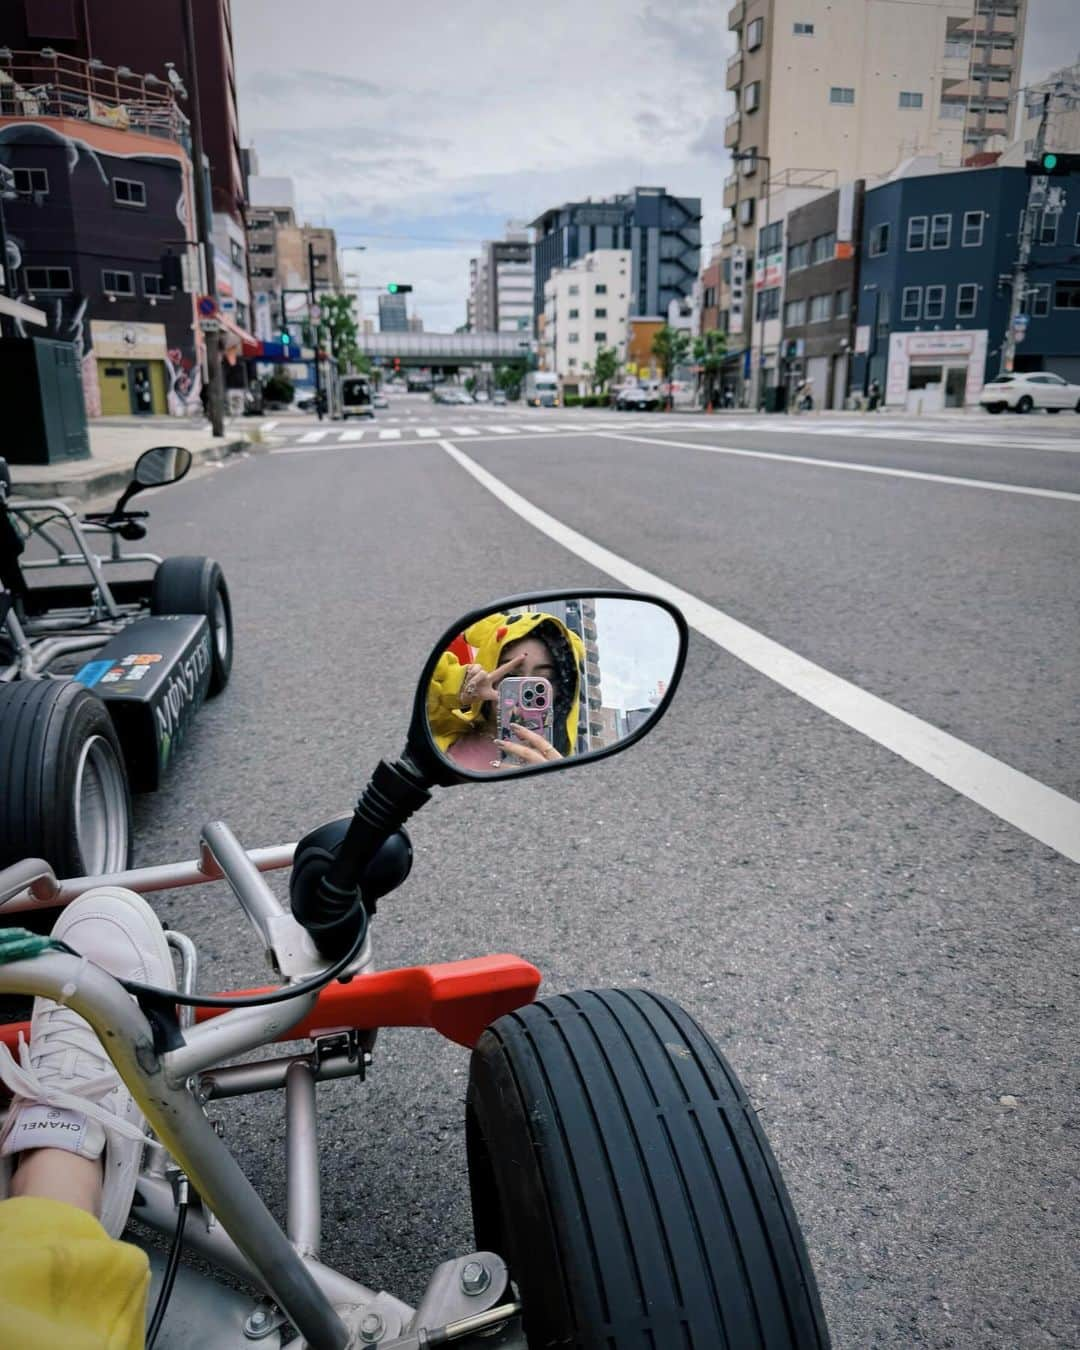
top-left (8, 437), bottom-right (262, 503)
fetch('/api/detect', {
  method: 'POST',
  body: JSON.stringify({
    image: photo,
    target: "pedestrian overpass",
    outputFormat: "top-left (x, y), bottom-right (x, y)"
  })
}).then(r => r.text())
top-left (354, 332), bottom-right (534, 367)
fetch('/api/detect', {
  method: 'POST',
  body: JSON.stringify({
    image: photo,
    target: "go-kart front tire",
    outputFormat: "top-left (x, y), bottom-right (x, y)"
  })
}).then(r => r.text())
top-left (0, 680), bottom-right (132, 884)
top-left (466, 988), bottom-right (830, 1349)
top-left (151, 556), bottom-right (233, 695)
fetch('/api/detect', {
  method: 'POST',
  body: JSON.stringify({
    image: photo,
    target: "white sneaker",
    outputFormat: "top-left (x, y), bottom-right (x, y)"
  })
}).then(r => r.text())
top-left (0, 887), bottom-right (175, 1237)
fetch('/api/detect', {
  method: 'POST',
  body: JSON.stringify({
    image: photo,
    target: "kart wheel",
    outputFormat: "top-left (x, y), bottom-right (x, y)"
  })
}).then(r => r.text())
top-left (151, 556), bottom-right (233, 695)
top-left (466, 989), bottom-right (830, 1349)
top-left (0, 680), bottom-right (132, 883)
top-left (1015, 395), bottom-right (1034, 414)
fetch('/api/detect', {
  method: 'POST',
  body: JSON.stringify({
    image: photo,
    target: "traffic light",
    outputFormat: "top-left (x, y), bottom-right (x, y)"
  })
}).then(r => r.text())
top-left (278, 331), bottom-right (292, 348)
top-left (1026, 151), bottom-right (1080, 176)
top-left (393, 357), bottom-right (401, 372)
top-left (386, 283), bottom-right (413, 294)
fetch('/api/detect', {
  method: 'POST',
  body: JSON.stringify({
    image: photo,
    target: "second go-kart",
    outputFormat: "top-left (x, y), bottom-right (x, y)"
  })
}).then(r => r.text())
top-left (0, 447), bottom-right (234, 878)
top-left (0, 588), bottom-right (829, 1349)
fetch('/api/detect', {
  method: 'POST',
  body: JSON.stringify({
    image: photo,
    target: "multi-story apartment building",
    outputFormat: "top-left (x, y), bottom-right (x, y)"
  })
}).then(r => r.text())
top-left (720, 0), bottom-right (1028, 392)
top-left (543, 250), bottom-right (632, 392)
top-left (0, 51), bottom-right (204, 416)
top-left (378, 292), bottom-right (408, 333)
top-left (245, 177), bottom-right (340, 340)
top-left (851, 163), bottom-right (1080, 407)
top-left (469, 227), bottom-right (533, 333)
top-left (531, 188), bottom-right (701, 325)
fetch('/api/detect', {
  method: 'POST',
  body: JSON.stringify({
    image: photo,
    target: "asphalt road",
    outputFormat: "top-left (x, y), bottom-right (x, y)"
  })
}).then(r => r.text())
top-left (79, 400), bottom-right (1080, 1344)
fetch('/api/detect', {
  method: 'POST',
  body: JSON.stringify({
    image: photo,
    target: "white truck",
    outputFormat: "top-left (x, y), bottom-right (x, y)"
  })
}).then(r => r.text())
top-left (524, 371), bottom-right (560, 407)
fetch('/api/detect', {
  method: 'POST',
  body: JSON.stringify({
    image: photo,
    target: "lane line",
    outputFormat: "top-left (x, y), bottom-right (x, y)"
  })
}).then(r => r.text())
top-left (417, 427), bottom-right (440, 438)
top-left (633, 419), bottom-right (1080, 455)
top-left (595, 431), bottom-right (1080, 503)
top-left (439, 440), bottom-right (1080, 864)
top-left (378, 428), bottom-right (402, 440)
top-left (298, 431), bottom-right (327, 444)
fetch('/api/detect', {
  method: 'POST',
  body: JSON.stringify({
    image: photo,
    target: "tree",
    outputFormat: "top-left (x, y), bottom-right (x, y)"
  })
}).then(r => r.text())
top-left (593, 346), bottom-right (618, 393)
top-left (318, 293), bottom-right (362, 374)
top-left (494, 363), bottom-right (526, 398)
top-left (651, 325), bottom-right (691, 410)
top-left (692, 330), bottom-right (728, 411)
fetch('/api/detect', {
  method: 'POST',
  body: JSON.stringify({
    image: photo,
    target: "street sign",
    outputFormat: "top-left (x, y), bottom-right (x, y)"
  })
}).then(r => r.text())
top-left (854, 324), bottom-right (872, 355)
top-left (199, 318), bottom-right (221, 334)
top-left (197, 294), bottom-right (218, 319)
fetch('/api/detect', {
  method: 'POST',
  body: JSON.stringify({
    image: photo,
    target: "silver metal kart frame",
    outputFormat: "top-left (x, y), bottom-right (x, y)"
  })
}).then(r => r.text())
top-left (2, 493), bottom-right (166, 682)
top-left (0, 826), bottom-right (525, 1349)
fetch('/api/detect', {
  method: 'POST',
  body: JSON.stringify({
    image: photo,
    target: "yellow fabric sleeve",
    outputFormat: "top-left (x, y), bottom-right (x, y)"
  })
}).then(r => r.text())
top-left (426, 651), bottom-right (482, 751)
top-left (0, 1196), bottom-right (149, 1349)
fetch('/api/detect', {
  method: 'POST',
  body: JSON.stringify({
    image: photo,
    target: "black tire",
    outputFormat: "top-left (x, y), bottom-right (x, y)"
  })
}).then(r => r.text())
top-left (0, 680), bottom-right (132, 881)
top-left (1046, 407), bottom-right (1060, 414)
top-left (467, 989), bottom-right (830, 1349)
top-left (151, 556), bottom-right (233, 695)
top-left (1015, 395), bottom-right (1034, 414)
top-left (984, 403), bottom-right (1004, 414)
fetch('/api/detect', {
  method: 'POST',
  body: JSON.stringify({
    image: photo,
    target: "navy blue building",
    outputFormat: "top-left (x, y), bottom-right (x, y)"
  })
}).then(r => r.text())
top-left (851, 165), bottom-right (1080, 408)
top-left (530, 187), bottom-right (701, 322)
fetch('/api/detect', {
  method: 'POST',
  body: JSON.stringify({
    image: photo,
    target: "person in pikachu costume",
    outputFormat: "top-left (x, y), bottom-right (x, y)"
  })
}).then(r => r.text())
top-left (428, 610), bottom-right (584, 771)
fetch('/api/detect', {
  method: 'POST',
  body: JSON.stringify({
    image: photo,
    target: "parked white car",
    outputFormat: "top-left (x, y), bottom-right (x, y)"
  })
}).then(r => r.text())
top-left (979, 372), bottom-right (1080, 414)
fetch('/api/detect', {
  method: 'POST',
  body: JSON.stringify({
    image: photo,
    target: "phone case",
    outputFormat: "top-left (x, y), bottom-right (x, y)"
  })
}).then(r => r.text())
top-left (497, 676), bottom-right (555, 751)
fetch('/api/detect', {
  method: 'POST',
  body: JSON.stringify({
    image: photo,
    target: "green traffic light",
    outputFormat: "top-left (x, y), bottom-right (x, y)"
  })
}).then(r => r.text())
top-left (387, 283), bottom-right (399, 293)
top-left (1043, 153), bottom-right (1058, 170)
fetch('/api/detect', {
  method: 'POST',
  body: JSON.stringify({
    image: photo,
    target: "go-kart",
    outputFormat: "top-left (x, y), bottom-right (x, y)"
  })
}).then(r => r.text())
top-left (0, 447), bottom-right (233, 878)
top-left (0, 588), bottom-right (829, 1349)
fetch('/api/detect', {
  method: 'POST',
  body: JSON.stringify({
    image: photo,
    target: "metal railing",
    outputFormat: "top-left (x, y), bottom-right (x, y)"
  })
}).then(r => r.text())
top-left (0, 48), bottom-right (189, 147)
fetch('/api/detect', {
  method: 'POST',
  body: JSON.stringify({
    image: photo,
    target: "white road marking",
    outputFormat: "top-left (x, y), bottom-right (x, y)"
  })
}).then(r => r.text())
top-left (338, 429), bottom-right (365, 441)
top-left (597, 431), bottom-right (1080, 503)
top-left (298, 431), bottom-right (327, 444)
top-left (490, 425), bottom-right (517, 434)
top-left (417, 427), bottom-right (440, 437)
top-left (378, 428), bottom-right (402, 440)
top-left (450, 426), bottom-right (479, 436)
top-left (654, 418), bottom-right (1080, 455)
top-left (439, 440), bottom-right (1080, 865)
top-left (261, 420), bottom-right (278, 431)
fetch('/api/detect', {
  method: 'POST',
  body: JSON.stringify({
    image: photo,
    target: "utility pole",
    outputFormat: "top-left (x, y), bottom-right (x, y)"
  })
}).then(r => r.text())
top-left (1000, 89), bottom-right (1052, 377)
top-left (180, 0), bottom-right (226, 436)
top-left (308, 240), bottom-right (324, 420)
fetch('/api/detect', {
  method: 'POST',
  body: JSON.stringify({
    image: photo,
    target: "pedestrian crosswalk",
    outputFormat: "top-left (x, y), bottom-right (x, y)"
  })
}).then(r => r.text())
top-left (269, 419), bottom-right (657, 451)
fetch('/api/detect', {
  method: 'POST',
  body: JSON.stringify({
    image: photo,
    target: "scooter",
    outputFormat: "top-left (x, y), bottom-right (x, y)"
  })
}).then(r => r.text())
top-left (0, 588), bottom-right (830, 1349)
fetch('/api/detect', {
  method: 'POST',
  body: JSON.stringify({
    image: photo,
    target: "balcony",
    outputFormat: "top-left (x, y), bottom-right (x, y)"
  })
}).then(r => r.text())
top-left (722, 220), bottom-right (737, 247)
top-left (723, 174), bottom-right (739, 209)
top-left (0, 49), bottom-right (189, 147)
top-left (989, 47), bottom-right (1015, 67)
top-left (726, 55), bottom-right (743, 91)
top-left (724, 111), bottom-right (741, 148)
top-left (981, 112), bottom-right (1009, 132)
top-left (728, 1), bottom-right (745, 31)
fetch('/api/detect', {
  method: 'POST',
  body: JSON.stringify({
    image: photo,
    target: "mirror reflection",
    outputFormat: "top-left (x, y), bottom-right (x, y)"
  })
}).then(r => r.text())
top-left (426, 597), bottom-right (680, 775)
top-left (135, 445), bottom-right (193, 487)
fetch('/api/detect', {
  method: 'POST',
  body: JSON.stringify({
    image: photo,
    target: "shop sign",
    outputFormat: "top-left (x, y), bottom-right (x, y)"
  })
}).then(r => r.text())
top-left (90, 320), bottom-right (168, 360)
top-left (854, 324), bottom-right (872, 354)
top-left (754, 251), bottom-right (784, 291)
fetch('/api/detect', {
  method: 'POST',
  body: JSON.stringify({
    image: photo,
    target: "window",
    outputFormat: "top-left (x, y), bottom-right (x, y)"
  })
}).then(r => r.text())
top-left (907, 216), bottom-right (928, 251)
top-left (744, 81), bottom-right (761, 113)
top-left (808, 294), bottom-right (832, 323)
top-left (143, 274), bottom-right (171, 297)
top-left (747, 17), bottom-right (764, 48)
top-left (956, 283), bottom-right (978, 318)
top-left (1021, 284), bottom-right (1050, 317)
top-left (869, 222), bottom-right (890, 257)
top-left (568, 358), bottom-right (577, 367)
top-left (930, 214), bottom-right (951, 249)
top-left (568, 332), bottom-right (580, 343)
top-left (23, 266), bottom-right (72, 292)
top-left (112, 178), bottom-right (146, 207)
top-left (785, 299), bottom-right (807, 326)
top-left (594, 307), bottom-right (607, 318)
top-left (759, 220), bottom-right (783, 254)
top-left (102, 269), bottom-right (135, 296)
top-left (830, 87), bottom-right (855, 105)
top-left (899, 91), bottom-right (924, 109)
top-left (811, 231), bottom-right (836, 264)
top-left (788, 241), bottom-right (810, 270)
top-left (738, 197), bottom-right (755, 226)
top-left (594, 331), bottom-right (607, 343)
top-left (793, 21), bottom-right (814, 34)
top-left (739, 147), bottom-right (758, 177)
top-left (568, 308), bottom-right (579, 319)
top-left (944, 39), bottom-right (971, 59)
top-left (939, 101), bottom-right (965, 119)
top-left (901, 286), bottom-right (922, 321)
top-left (13, 167), bottom-right (48, 196)
top-left (755, 287), bottom-right (780, 320)
top-left (568, 284), bottom-right (579, 296)
top-left (229, 240), bottom-right (243, 268)
top-left (1075, 213), bottom-right (1080, 247)
top-left (924, 285), bottom-right (945, 320)
top-left (595, 283), bottom-right (608, 294)
top-left (876, 292), bottom-right (891, 336)
top-left (835, 288), bottom-right (851, 317)
top-left (962, 211), bottom-right (984, 247)
top-left (1039, 212), bottom-right (1059, 245)
top-left (1053, 280), bottom-right (1080, 310)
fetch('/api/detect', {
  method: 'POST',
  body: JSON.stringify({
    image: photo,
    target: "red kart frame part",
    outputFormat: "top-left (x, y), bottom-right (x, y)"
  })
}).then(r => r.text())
top-left (0, 953), bottom-right (541, 1058)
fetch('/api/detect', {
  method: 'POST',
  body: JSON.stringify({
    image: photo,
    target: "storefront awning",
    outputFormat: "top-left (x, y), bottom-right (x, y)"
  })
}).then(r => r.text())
top-left (218, 313), bottom-right (262, 360)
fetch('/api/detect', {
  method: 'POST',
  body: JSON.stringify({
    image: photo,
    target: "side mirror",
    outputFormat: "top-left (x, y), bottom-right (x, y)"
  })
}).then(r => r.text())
top-left (406, 589), bottom-right (688, 785)
top-left (111, 445), bottom-right (193, 517)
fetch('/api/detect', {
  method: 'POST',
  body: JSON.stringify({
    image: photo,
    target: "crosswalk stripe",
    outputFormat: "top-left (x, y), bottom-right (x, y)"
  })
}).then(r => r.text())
top-left (450, 426), bottom-right (478, 436)
top-left (417, 428), bottom-right (440, 437)
top-left (298, 431), bottom-right (327, 444)
top-left (379, 429), bottom-right (402, 440)
top-left (261, 420), bottom-right (278, 431)
top-left (490, 425), bottom-right (517, 434)
top-left (339, 429), bottom-right (365, 441)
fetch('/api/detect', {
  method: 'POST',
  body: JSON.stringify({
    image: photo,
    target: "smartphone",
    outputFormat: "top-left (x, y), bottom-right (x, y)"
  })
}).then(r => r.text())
top-left (497, 676), bottom-right (554, 754)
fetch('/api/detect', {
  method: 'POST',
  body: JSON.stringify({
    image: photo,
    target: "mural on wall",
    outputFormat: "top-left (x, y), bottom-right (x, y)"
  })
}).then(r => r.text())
top-left (165, 346), bottom-right (203, 416)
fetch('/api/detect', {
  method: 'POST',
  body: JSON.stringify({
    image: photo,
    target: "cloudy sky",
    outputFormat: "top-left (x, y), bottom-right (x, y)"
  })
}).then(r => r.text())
top-left (233, 0), bottom-right (1078, 333)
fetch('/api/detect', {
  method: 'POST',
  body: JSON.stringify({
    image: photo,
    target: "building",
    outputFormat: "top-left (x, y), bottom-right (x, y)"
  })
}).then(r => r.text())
top-left (850, 162), bottom-right (1080, 408)
top-left (999, 59), bottom-right (1080, 168)
top-left (698, 242), bottom-right (724, 335)
top-left (0, 51), bottom-right (203, 416)
top-left (531, 188), bottom-right (701, 325)
top-left (469, 225), bottom-right (533, 334)
top-left (720, 0), bottom-right (1029, 391)
top-left (3, 0), bottom-right (252, 334)
top-left (543, 250), bottom-right (631, 390)
top-left (777, 183), bottom-right (864, 409)
top-left (378, 292), bottom-right (408, 333)
top-left (408, 315), bottom-right (424, 333)
top-left (244, 181), bottom-right (340, 342)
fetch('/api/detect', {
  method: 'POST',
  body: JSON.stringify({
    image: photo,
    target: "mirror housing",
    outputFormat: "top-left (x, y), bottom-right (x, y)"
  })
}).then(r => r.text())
top-left (404, 588), bottom-right (688, 787)
top-left (111, 445), bottom-right (194, 518)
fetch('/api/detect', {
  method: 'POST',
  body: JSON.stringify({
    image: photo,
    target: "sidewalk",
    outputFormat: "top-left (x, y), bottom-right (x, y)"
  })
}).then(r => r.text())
top-left (7, 414), bottom-right (274, 501)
